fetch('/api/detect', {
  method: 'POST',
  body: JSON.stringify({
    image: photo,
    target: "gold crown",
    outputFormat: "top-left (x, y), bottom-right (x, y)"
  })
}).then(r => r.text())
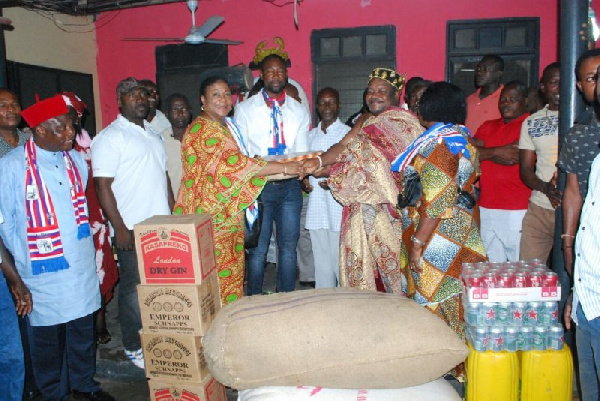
top-left (253, 37), bottom-right (290, 65)
top-left (368, 68), bottom-right (406, 92)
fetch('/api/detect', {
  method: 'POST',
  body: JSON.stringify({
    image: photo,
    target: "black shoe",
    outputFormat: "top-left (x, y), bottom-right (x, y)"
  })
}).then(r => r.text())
top-left (299, 281), bottom-right (316, 288)
top-left (71, 390), bottom-right (116, 401)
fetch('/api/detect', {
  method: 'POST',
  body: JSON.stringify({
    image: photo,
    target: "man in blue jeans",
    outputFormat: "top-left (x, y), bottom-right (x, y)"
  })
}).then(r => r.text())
top-left (235, 43), bottom-right (310, 295)
top-left (0, 223), bottom-right (30, 400)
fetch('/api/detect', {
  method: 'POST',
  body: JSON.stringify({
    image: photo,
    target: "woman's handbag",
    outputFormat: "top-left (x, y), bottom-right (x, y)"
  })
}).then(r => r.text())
top-left (244, 198), bottom-right (263, 248)
top-left (397, 167), bottom-right (423, 208)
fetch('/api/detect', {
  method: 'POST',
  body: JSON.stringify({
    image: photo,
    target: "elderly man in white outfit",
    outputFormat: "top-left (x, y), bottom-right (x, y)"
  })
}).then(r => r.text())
top-left (304, 87), bottom-right (350, 287)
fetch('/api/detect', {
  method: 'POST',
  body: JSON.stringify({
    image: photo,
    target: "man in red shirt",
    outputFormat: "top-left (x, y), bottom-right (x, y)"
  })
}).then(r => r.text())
top-left (466, 55), bottom-right (504, 134)
top-left (474, 81), bottom-right (531, 262)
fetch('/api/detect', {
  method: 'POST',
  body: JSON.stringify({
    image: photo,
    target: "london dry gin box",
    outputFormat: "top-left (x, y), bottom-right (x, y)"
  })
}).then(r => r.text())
top-left (148, 376), bottom-right (226, 401)
top-left (134, 214), bottom-right (217, 285)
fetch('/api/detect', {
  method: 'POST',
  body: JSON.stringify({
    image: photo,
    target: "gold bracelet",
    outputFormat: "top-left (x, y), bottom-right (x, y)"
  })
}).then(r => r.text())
top-left (316, 155), bottom-right (323, 169)
top-left (561, 234), bottom-right (575, 240)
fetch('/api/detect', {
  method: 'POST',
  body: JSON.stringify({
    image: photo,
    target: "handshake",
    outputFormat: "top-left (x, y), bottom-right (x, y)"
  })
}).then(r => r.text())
top-left (279, 157), bottom-right (322, 178)
top-left (262, 152), bottom-right (324, 180)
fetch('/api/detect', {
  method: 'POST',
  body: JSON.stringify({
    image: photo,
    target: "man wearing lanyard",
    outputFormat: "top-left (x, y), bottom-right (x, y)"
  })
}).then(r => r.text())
top-left (235, 52), bottom-right (310, 295)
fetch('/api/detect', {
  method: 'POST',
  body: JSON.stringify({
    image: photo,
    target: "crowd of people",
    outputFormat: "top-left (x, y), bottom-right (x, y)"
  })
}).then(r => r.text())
top-left (2, 40), bottom-right (600, 401)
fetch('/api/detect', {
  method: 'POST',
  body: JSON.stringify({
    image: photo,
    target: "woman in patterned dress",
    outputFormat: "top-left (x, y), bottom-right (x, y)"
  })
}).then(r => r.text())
top-left (392, 82), bottom-right (487, 343)
top-left (172, 76), bottom-right (299, 304)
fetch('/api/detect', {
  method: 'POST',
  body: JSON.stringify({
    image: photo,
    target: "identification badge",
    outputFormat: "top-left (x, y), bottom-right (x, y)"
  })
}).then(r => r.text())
top-left (36, 238), bottom-right (54, 254)
top-left (26, 185), bottom-right (39, 200)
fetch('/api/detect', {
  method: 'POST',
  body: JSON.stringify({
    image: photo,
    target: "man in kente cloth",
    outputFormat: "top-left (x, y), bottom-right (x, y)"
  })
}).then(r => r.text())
top-left (301, 68), bottom-right (423, 294)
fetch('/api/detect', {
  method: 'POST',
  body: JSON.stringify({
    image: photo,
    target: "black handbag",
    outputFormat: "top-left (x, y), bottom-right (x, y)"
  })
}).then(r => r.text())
top-left (244, 198), bottom-right (263, 248)
top-left (456, 189), bottom-right (476, 210)
top-left (398, 167), bottom-right (423, 208)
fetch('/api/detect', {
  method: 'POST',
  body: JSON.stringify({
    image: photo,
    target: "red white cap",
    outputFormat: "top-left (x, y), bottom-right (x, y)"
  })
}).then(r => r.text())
top-left (21, 95), bottom-right (69, 128)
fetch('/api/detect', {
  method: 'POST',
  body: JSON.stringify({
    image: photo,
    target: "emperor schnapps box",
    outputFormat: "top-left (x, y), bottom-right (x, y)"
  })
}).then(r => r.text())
top-left (135, 214), bottom-right (217, 285)
top-left (138, 272), bottom-right (221, 336)
top-left (141, 331), bottom-right (209, 382)
top-left (148, 375), bottom-right (226, 401)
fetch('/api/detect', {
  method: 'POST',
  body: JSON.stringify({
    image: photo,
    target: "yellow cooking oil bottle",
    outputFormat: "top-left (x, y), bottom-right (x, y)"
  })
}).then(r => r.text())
top-left (520, 344), bottom-right (573, 401)
top-left (466, 343), bottom-right (520, 401)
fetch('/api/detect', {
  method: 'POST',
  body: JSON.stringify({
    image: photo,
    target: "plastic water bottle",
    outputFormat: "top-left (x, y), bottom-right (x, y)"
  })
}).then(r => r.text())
top-left (533, 326), bottom-right (547, 350)
top-left (510, 302), bottom-right (526, 325)
top-left (504, 326), bottom-right (519, 352)
top-left (472, 326), bottom-right (490, 352)
top-left (541, 301), bottom-right (559, 325)
top-left (490, 327), bottom-right (505, 351)
top-left (466, 302), bottom-right (480, 326)
top-left (547, 324), bottom-right (564, 350)
top-left (525, 302), bottom-right (542, 326)
top-left (519, 326), bottom-right (534, 351)
top-left (495, 302), bottom-right (511, 326)
top-left (481, 303), bottom-right (497, 325)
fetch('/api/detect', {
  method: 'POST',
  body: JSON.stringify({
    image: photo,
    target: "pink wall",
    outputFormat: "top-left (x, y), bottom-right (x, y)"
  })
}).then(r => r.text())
top-left (95, 0), bottom-right (559, 127)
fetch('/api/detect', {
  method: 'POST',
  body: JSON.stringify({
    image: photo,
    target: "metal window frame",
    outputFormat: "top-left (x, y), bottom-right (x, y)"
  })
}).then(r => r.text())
top-left (311, 25), bottom-right (396, 125)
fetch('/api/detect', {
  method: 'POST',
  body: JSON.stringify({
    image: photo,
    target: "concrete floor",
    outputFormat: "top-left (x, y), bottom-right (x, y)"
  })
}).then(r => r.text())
top-left (95, 263), bottom-right (310, 401)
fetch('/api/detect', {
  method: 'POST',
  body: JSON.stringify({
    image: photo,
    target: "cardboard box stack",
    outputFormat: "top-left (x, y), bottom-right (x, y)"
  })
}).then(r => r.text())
top-left (134, 214), bottom-right (226, 401)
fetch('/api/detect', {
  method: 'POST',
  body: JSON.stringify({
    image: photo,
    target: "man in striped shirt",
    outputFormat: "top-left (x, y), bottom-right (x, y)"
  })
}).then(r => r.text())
top-left (565, 63), bottom-right (600, 401)
top-left (566, 149), bottom-right (600, 401)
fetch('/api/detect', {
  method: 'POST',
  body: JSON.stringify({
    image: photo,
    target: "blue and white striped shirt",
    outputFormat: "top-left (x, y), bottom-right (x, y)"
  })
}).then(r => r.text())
top-left (573, 153), bottom-right (600, 323)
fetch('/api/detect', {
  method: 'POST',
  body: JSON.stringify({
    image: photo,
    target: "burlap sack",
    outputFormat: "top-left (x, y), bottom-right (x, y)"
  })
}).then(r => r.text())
top-left (203, 288), bottom-right (469, 389)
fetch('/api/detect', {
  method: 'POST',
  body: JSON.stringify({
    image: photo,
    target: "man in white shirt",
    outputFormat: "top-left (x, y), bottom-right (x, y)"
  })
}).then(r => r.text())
top-left (304, 87), bottom-right (349, 288)
top-left (91, 77), bottom-right (173, 369)
top-left (142, 79), bottom-right (172, 135)
top-left (235, 54), bottom-right (310, 295)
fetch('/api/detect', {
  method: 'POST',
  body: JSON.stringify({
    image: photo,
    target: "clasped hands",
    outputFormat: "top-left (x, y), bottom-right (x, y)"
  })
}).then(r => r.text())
top-left (297, 157), bottom-right (329, 179)
top-left (277, 157), bottom-right (328, 180)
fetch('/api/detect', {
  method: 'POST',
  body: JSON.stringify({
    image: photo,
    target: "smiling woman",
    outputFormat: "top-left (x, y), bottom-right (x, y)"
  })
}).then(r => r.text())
top-left (173, 75), bottom-right (300, 304)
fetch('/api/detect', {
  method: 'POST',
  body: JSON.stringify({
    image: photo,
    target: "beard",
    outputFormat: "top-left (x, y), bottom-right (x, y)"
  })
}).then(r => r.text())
top-left (264, 79), bottom-right (285, 95)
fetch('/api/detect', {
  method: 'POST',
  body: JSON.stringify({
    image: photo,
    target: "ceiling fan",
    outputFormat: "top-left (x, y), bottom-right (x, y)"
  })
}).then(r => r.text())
top-left (123, 0), bottom-right (242, 45)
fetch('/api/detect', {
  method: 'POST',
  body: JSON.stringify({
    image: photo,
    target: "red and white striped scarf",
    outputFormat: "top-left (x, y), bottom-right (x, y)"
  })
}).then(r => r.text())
top-left (25, 138), bottom-right (90, 275)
